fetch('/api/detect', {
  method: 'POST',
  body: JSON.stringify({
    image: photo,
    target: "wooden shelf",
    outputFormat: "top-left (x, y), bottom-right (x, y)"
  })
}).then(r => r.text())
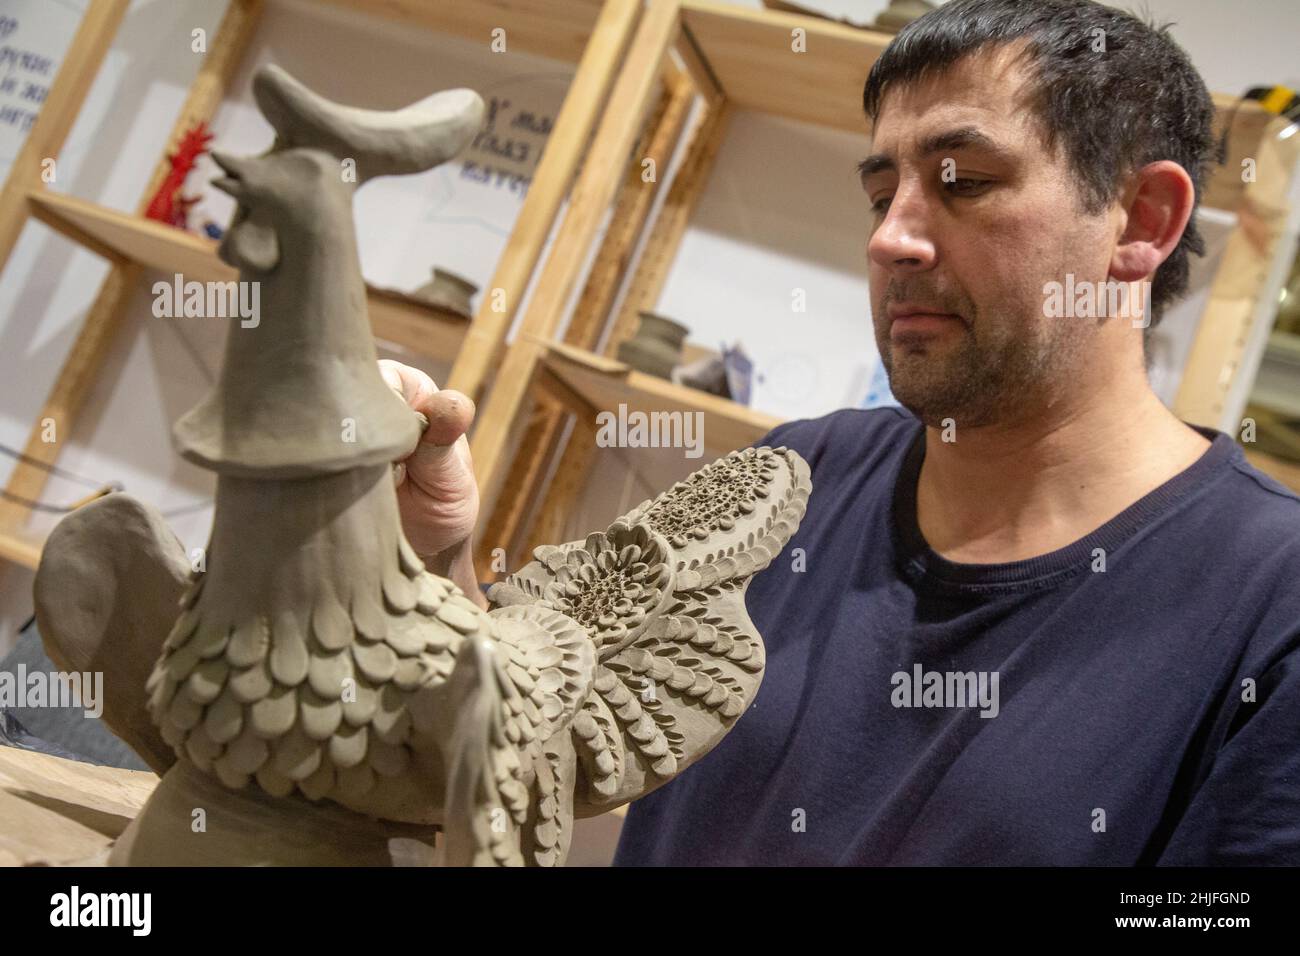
top-left (26, 190), bottom-right (468, 361)
top-left (316, 0), bottom-right (605, 64)
top-left (534, 337), bottom-right (783, 452)
top-left (676, 8), bottom-right (1260, 139)
top-left (680, 0), bottom-right (892, 133)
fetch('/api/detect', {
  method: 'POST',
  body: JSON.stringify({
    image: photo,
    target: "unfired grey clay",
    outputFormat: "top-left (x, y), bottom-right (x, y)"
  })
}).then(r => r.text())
top-left (33, 64), bottom-right (811, 867)
top-left (33, 494), bottom-right (187, 775)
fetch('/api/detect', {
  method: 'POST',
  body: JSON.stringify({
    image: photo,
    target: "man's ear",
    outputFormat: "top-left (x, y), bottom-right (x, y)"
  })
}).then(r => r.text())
top-left (1110, 160), bottom-right (1195, 283)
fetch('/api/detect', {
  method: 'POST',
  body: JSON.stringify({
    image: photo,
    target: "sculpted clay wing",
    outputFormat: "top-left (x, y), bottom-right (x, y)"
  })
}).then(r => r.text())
top-left (490, 446), bottom-right (812, 816)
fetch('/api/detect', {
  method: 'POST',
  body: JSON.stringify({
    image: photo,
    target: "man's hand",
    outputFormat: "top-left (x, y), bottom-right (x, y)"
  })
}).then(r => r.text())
top-left (379, 359), bottom-right (486, 609)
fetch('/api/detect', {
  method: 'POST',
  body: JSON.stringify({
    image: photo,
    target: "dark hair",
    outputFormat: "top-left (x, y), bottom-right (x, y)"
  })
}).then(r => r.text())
top-left (862, 0), bottom-right (1217, 329)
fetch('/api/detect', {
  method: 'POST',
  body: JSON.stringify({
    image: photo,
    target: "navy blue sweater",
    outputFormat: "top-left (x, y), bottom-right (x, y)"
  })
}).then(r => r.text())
top-left (613, 407), bottom-right (1300, 865)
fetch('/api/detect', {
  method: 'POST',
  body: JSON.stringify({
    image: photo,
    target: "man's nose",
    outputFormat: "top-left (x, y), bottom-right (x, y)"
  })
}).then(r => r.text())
top-left (867, 182), bottom-right (937, 273)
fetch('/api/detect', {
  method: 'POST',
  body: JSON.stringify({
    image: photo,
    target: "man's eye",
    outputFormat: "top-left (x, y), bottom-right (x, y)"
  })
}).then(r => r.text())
top-left (871, 195), bottom-right (892, 215)
top-left (945, 177), bottom-right (992, 196)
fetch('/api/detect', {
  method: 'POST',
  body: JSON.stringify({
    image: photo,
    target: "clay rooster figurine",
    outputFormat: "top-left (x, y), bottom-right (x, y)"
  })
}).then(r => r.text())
top-left (33, 65), bottom-right (810, 867)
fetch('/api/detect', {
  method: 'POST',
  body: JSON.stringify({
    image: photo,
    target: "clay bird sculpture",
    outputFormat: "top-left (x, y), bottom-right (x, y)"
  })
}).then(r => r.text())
top-left (32, 65), bottom-right (811, 866)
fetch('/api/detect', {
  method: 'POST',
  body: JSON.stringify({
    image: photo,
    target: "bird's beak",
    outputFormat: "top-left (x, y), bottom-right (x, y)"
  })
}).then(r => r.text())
top-left (210, 150), bottom-right (245, 200)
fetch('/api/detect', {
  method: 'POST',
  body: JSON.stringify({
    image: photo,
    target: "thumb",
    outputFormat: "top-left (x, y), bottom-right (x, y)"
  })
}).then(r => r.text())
top-left (404, 389), bottom-right (477, 495)
top-left (415, 389), bottom-right (475, 449)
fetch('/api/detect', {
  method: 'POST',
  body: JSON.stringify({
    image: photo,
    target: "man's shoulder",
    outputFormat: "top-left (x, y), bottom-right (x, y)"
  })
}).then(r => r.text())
top-left (1226, 451), bottom-right (1300, 506)
top-left (1217, 448), bottom-right (1300, 551)
top-left (1162, 442), bottom-right (1300, 667)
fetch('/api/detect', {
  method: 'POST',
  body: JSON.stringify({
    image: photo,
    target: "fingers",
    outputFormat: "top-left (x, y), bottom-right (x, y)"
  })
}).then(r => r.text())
top-left (382, 360), bottom-right (434, 486)
top-left (379, 359), bottom-right (437, 408)
top-left (402, 390), bottom-right (475, 493)
top-left (419, 389), bottom-right (475, 447)
top-left (378, 361), bottom-right (475, 488)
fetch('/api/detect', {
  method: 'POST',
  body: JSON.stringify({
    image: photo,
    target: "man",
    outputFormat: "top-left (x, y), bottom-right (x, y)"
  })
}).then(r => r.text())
top-left (388, 0), bottom-right (1300, 864)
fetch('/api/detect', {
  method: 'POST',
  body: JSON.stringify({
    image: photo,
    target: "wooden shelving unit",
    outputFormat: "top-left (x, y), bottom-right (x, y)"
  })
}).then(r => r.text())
top-left (469, 0), bottom-right (1300, 578)
top-left (1176, 94), bottom-right (1300, 431)
top-left (536, 338), bottom-right (782, 452)
top-left (467, 0), bottom-right (899, 574)
top-left (0, 0), bottom-right (643, 570)
top-left (28, 191), bottom-right (470, 358)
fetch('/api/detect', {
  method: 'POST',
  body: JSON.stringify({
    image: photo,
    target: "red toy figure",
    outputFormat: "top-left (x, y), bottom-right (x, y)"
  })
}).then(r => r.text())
top-left (145, 121), bottom-right (214, 230)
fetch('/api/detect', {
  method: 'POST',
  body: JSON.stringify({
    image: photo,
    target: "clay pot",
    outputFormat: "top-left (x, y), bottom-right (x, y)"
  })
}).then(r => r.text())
top-left (617, 311), bottom-right (689, 379)
top-left (873, 0), bottom-right (937, 33)
top-left (413, 267), bottom-right (478, 318)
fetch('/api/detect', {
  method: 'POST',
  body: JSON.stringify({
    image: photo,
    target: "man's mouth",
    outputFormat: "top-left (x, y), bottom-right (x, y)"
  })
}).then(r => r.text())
top-left (887, 306), bottom-right (964, 340)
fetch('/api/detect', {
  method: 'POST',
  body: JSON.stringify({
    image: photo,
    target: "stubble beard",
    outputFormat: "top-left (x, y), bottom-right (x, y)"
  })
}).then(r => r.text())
top-left (876, 306), bottom-right (1076, 430)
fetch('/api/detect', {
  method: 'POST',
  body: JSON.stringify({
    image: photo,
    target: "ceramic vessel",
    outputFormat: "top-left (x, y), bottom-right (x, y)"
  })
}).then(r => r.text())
top-left (617, 311), bottom-right (689, 379)
top-left (873, 0), bottom-right (937, 33)
top-left (413, 267), bottom-right (478, 318)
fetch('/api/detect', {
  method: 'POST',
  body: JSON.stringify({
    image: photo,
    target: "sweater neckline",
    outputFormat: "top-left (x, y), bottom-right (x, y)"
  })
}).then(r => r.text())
top-left (890, 419), bottom-right (1238, 592)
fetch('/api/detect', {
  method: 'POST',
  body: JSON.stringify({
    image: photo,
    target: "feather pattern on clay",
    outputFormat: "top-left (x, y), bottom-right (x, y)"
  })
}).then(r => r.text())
top-left (148, 526), bottom-right (467, 803)
top-left (140, 445), bottom-right (807, 866)
top-left (489, 445), bottom-right (811, 812)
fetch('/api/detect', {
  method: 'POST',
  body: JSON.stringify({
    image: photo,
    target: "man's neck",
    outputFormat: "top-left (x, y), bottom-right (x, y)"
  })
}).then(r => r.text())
top-left (914, 386), bottom-right (1212, 564)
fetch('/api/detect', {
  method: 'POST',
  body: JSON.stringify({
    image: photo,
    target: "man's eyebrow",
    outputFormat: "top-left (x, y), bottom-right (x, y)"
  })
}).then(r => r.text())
top-left (856, 153), bottom-right (895, 181)
top-left (857, 126), bottom-right (1012, 186)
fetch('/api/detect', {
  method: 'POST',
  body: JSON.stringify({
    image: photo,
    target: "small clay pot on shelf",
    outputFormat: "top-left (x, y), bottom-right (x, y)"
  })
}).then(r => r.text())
top-left (617, 311), bottom-right (690, 379)
top-left (412, 267), bottom-right (478, 318)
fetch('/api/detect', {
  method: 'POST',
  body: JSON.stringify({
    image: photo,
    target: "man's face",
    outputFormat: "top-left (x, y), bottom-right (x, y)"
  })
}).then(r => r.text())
top-left (862, 45), bottom-right (1115, 428)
